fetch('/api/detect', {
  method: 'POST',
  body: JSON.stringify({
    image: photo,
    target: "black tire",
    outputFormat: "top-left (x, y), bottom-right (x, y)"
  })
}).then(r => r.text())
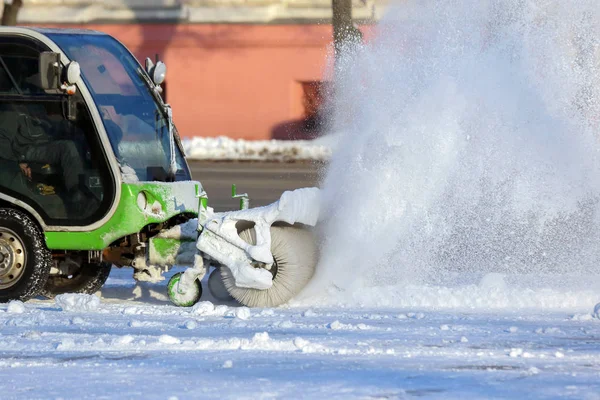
top-left (221, 225), bottom-right (318, 307)
top-left (41, 261), bottom-right (112, 298)
top-left (0, 208), bottom-right (51, 302)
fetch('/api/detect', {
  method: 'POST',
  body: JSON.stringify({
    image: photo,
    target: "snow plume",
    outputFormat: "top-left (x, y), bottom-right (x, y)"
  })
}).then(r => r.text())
top-left (302, 0), bottom-right (600, 308)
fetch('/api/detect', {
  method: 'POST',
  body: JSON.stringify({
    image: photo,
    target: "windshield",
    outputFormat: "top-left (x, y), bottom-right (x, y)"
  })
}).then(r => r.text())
top-left (46, 33), bottom-right (191, 182)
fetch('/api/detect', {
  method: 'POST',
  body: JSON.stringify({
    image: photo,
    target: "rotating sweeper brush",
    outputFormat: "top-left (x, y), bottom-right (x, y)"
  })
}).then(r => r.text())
top-left (179, 223), bottom-right (318, 307)
top-left (220, 224), bottom-right (318, 307)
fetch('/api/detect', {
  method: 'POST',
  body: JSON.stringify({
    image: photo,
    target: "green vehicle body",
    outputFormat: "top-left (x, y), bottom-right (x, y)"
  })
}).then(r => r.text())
top-left (44, 181), bottom-right (200, 251)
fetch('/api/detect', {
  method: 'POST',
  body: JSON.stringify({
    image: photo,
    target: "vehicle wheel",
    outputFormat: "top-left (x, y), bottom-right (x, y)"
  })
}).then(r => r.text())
top-left (167, 272), bottom-right (202, 307)
top-left (0, 208), bottom-right (51, 302)
top-left (41, 262), bottom-right (112, 298)
top-left (221, 225), bottom-right (318, 308)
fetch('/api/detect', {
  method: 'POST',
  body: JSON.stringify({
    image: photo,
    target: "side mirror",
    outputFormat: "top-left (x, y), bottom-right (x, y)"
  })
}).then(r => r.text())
top-left (39, 51), bottom-right (61, 90)
top-left (64, 61), bottom-right (80, 85)
top-left (145, 57), bottom-right (166, 86)
top-left (152, 61), bottom-right (166, 85)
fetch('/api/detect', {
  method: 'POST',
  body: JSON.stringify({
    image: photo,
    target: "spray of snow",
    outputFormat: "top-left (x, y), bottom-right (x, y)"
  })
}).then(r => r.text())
top-left (302, 0), bottom-right (600, 309)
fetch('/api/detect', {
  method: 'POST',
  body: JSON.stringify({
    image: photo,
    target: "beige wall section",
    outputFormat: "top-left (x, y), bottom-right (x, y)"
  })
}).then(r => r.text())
top-left (14, 0), bottom-right (390, 23)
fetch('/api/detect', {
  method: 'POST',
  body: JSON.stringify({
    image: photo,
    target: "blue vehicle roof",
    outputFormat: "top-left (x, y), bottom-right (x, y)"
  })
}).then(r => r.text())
top-left (25, 27), bottom-right (106, 36)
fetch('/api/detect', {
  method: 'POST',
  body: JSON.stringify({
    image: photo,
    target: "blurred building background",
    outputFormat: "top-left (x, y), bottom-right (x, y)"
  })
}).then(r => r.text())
top-left (5, 0), bottom-right (388, 140)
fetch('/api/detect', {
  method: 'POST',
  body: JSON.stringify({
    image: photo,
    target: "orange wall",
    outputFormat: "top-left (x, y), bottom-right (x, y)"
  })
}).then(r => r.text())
top-left (40, 24), bottom-right (336, 140)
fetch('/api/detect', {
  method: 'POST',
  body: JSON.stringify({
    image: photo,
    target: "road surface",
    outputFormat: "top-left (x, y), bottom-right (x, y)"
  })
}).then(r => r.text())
top-left (189, 161), bottom-right (325, 211)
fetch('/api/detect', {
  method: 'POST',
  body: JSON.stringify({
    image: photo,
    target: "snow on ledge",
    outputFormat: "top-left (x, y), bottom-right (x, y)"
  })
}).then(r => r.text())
top-left (182, 136), bottom-right (334, 162)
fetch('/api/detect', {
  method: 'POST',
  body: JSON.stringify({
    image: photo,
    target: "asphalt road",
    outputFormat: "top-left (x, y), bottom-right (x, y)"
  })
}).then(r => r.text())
top-left (189, 161), bottom-right (326, 212)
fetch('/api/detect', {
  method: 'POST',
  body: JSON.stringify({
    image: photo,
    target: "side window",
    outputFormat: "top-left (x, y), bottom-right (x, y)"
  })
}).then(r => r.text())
top-left (0, 36), bottom-right (114, 225)
top-left (0, 62), bottom-right (15, 92)
top-left (0, 42), bottom-right (44, 95)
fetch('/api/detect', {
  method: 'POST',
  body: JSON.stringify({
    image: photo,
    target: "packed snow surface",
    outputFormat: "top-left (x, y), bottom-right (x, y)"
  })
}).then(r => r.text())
top-left (0, 268), bottom-right (599, 399)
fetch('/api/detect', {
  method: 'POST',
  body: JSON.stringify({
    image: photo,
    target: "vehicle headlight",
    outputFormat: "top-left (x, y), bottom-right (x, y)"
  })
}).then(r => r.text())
top-left (137, 191), bottom-right (148, 211)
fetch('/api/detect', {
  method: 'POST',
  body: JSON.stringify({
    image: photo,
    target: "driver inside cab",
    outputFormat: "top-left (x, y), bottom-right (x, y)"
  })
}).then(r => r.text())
top-left (0, 55), bottom-right (93, 217)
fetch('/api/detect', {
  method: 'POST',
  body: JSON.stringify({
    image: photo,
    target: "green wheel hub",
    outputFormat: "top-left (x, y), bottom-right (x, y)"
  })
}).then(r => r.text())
top-left (167, 272), bottom-right (202, 307)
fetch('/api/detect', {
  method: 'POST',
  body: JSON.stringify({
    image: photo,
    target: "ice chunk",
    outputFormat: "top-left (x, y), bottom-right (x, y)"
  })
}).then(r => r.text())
top-left (191, 301), bottom-right (215, 316)
top-left (183, 320), bottom-right (198, 329)
top-left (56, 294), bottom-right (100, 312)
top-left (252, 332), bottom-right (270, 342)
top-left (7, 301), bottom-right (25, 314)
top-left (158, 335), bottom-right (181, 345)
top-left (234, 307), bottom-right (251, 320)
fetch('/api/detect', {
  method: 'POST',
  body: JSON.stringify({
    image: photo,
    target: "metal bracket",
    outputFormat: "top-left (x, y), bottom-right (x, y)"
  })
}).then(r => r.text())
top-left (196, 183), bottom-right (209, 228)
top-left (231, 184), bottom-right (249, 210)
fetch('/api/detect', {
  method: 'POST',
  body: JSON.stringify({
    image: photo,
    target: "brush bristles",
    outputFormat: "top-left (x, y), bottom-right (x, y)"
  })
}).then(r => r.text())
top-left (221, 225), bottom-right (318, 308)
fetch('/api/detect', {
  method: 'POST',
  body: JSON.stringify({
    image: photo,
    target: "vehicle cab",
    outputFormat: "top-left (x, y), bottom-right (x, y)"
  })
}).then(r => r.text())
top-left (0, 27), bottom-right (201, 301)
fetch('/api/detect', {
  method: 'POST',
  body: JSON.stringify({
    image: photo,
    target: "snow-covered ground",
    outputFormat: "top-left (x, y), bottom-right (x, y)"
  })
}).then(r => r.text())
top-left (181, 135), bottom-right (336, 162)
top-left (1, 268), bottom-right (599, 399)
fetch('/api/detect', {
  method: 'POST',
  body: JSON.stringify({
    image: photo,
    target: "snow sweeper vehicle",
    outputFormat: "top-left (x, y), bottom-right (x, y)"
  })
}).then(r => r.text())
top-left (0, 27), bottom-right (319, 308)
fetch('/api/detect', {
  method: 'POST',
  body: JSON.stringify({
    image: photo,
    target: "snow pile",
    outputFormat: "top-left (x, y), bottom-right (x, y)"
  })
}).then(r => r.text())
top-left (158, 335), bottom-right (181, 345)
top-left (6, 301), bottom-right (25, 314)
top-left (55, 294), bottom-right (101, 312)
top-left (190, 301), bottom-right (251, 319)
top-left (181, 136), bottom-right (334, 161)
top-left (304, 0), bottom-right (600, 309)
